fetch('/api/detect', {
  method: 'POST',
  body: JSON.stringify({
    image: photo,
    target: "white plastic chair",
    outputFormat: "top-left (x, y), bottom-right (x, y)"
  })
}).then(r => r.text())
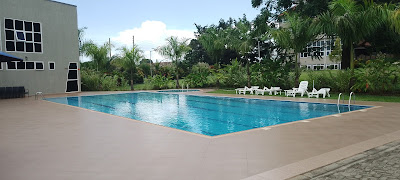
top-left (286, 81), bottom-right (309, 97)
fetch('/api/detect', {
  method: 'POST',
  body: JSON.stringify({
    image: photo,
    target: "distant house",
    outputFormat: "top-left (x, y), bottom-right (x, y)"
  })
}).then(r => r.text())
top-left (0, 0), bottom-right (80, 95)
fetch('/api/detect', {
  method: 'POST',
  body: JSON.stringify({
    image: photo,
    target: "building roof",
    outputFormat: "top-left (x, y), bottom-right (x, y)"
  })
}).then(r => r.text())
top-left (47, 0), bottom-right (77, 7)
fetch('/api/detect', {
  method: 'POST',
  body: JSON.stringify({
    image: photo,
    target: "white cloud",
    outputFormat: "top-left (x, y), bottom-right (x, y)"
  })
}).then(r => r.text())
top-left (111, 20), bottom-right (195, 62)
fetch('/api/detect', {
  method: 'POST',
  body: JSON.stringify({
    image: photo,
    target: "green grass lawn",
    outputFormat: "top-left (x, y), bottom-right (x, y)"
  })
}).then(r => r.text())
top-left (207, 89), bottom-right (400, 103)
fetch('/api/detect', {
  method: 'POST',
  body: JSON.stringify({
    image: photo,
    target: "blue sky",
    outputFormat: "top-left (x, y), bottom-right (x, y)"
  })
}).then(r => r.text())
top-left (57, 0), bottom-right (261, 61)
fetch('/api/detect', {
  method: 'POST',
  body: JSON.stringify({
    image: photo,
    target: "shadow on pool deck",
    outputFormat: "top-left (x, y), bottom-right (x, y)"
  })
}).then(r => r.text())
top-left (1, 90), bottom-right (400, 180)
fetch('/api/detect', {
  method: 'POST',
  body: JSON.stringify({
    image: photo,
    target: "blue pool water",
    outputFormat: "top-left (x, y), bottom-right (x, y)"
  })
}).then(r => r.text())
top-left (45, 92), bottom-right (371, 136)
top-left (158, 89), bottom-right (200, 92)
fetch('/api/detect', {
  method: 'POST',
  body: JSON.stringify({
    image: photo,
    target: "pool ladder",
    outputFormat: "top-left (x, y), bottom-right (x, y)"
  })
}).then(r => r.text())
top-left (337, 92), bottom-right (356, 106)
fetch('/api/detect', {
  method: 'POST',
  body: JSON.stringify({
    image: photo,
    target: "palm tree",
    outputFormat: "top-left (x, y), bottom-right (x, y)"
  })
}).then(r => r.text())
top-left (272, 13), bottom-right (318, 85)
top-left (317, 0), bottom-right (394, 72)
top-left (81, 41), bottom-right (111, 72)
top-left (156, 36), bottom-right (191, 88)
top-left (116, 45), bottom-right (143, 90)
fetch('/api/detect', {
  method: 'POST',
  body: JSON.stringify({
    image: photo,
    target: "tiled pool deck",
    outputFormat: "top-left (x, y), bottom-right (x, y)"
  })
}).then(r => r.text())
top-left (1, 90), bottom-right (400, 180)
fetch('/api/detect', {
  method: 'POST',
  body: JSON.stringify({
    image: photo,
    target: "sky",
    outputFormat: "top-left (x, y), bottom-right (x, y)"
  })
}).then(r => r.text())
top-left (57, 0), bottom-right (261, 62)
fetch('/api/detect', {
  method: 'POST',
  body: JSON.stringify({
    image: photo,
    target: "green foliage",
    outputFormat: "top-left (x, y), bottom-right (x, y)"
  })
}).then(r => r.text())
top-left (300, 70), bottom-right (351, 92)
top-left (250, 59), bottom-right (293, 89)
top-left (156, 36), bottom-right (191, 88)
top-left (81, 41), bottom-right (111, 72)
top-left (222, 59), bottom-right (248, 87)
top-left (329, 37), bottom-right (342, 63)
top-left (352, 58), bottom-right (400, 93)
top-left (184, 63), bottom-right (211, 88)
top-left (272, 13), bottom-right (318, 85)
top-left (146, 75), bottom-right (172, 90)
top-left (81, 68), bottom-right (127, 91)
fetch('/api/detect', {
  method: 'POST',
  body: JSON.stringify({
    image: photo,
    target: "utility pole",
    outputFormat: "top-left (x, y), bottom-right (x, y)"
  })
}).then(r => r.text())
top-left (109, 38), bottom-right (112, 59)
top-left (130, 35), bottom-right (135, 91)
top-left (150, 50), bottom-right (153, 77)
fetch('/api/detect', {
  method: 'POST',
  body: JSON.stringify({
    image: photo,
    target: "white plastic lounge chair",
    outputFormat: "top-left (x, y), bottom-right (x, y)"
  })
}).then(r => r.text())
top-left (286, 81), bottom-right (309, 97)
top-left (308, 88), bottom-right (331, 98)
top-left (255, 87), bottom-right (272, 95)
top-left (270, 87), bottom-right (282, 95)
top-left (236, 86), bottom-right (252, 95)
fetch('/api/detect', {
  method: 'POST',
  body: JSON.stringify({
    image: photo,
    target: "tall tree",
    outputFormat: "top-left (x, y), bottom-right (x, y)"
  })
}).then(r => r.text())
top-left (116, 46), bottom-right (143, 90)
top-left (272, 13), bottom-right (318, 85)
top-left (156, 36), bottom-right (191, 88)
top-left (317, 0), bottom-right (396, 71)
top-left (227, 16), bottom-right (257, 87)
top-left (81, 41), bottom-right (111, 72)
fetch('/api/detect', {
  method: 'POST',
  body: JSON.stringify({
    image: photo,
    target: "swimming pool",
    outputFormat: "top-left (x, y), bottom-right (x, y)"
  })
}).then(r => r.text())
top-left (45, 92), bottom-right (371, 136)
top-left (158, 89), bottom-right (200, 92)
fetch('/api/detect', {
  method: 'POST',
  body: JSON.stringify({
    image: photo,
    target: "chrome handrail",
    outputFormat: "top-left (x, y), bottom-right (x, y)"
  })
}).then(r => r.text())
top-left (338, 93), bottom-right (345, 105)
top-left (349, 92), bottom-right (355, 106)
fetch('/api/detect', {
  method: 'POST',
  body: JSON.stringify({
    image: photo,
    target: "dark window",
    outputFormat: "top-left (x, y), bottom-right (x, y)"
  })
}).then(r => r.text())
top-left (17, 62), bottom-right (25, 69)
top-left (26, 43), bottom-right (34, 52)
top-left (33, 23), bottom-right (41, 32)
top-left (24, 22), bottom-right (32, 31)
top-left (34, 43), bottom-right (42, 52)
top-left (34, 33), bottom-right (41, 42)
top-left (49, 62), bottom-right (55, 70)
top-left (26, 62), bottom-right (34, 69)
top-left (66, 80), bottom-right (79, 92)
top-left (15, 20), bottom-right (23, 30)
top-left (69, 63), bottom-right (78, 69)
top-left (5, 19), bottom-right (13, 29)
top-left (6, 30), bottom-right (14, 40)
top-left (6, 41), bottom-right (15, 51)
top-left (16, 31), bottom-right (25, 40)
top-left (26, 33), bottom-right (33, 41)
top-left (7, 62), bottom-right (16, 69)
top-left (68, 70), bottom-right (78, 79)
top-left (16, 42), bottom-right (24, 52)
top-left (0, 63), bottom-right (2, 70)
top-left (35, 62), bottom-right (44, 70)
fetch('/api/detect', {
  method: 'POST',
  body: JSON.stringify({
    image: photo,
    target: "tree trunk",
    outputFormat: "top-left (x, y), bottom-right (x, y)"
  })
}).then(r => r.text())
top-left (246, 61), bottom-right (251, 87)
top-left (349, 43), bottom-right (355, 90)
top-left (295, 53), bottom-right (300, 86)
top-left (130, 71), bottom-right (134, 90)
top-left (175, 61), bottom-right (180, 89)
top-left (341, 44), bottom-right (351, 69)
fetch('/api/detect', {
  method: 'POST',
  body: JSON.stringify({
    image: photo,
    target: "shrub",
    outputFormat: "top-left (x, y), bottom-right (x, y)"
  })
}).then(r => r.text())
top-left (147, 75), bottom-right (172, 90)
top-left (81, 68), bottom-right (127, 91)
top-left (352, 59), bottom-right (400, 94)
top-left (184, 63), bottom-right (211, 88)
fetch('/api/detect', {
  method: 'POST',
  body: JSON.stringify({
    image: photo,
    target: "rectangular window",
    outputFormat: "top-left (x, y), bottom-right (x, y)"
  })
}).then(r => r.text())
top-left (4, 18), bottom-right (43, 53)
top-left (24, 22), bottom-right (32, 31)
top-left (26, 43), bottom-right (34, 52)
top-left (7, 61), bottom-right (16, 70)
top-left (6, 41), bottom-right (15, 51)
top-left (5, 19), bottom-right (14, 29)
top-left (16, 31), bottom-right (25, 41)
top-left (17, 61), bottom-right (25, 69)
top-left (26, 61), bottom-right (35, 69)
top-left (68, 70), bottom-right (78, 79)
top-left (48, 62), bottom-right (55, 70)
top-left (69, 63), bottom-right (78, 69)
top-left (35, 61), bottom-right (44, 70)
top-left (16, 42), bottom-right (24, 52)
top-left (0, 62), bottom-right (3, 70)
top-left (6, 30), bottom-right (14, 40)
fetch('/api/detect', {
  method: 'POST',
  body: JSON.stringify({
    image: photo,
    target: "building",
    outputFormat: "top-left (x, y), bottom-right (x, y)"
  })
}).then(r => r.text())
top-left (0, 0), bottom-right (80, 95)
top-left (299, 36), bottom-right (342, 70)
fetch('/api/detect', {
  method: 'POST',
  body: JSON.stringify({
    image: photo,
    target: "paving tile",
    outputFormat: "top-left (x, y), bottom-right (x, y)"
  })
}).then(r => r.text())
top-left (1, 92), bottom-right (400, 180)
